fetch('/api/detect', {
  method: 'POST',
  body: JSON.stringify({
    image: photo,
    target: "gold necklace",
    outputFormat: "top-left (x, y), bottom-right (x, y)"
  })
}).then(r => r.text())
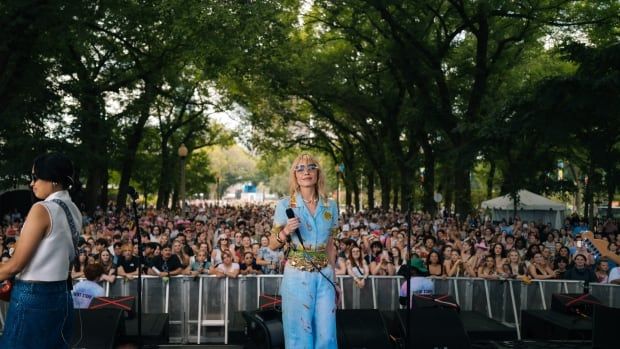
top-left (302, 197), bottom-right (317, 204)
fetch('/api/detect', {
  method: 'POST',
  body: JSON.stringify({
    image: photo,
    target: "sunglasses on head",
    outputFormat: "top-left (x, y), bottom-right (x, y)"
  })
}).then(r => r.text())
top-left (294, 163), bottom-right (319, 172)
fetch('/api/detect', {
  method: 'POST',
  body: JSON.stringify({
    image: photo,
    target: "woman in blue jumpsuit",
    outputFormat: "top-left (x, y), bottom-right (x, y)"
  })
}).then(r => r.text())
top-left (269, 154), bottom-right (339, 348)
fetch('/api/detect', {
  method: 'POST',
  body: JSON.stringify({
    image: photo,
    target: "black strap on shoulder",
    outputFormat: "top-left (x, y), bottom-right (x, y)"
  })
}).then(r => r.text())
top-left (52, 199), bottom-right (80, 263)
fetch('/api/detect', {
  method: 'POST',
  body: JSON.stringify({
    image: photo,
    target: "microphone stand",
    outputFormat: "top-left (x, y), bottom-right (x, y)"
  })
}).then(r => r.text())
top-left (405, 200), bottom-right (412, 349)
top-left (128, 188), bottom-right (143, 347)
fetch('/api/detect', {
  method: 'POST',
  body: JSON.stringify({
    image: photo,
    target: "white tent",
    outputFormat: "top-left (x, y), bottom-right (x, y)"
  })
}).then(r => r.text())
top-left (481, 190), bottom-right (567, 228)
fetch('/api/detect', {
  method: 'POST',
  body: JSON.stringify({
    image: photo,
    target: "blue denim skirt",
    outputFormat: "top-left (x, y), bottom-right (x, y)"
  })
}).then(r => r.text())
top-left (0, 280), bottom-right (73, 349)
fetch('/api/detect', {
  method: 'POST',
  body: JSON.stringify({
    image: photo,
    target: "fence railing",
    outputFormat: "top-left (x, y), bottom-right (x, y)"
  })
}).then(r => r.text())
top-left (1, 276), bottom-right (618, 344)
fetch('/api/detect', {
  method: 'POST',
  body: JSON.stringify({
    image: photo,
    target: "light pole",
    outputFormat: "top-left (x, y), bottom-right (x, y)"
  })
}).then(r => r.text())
top-left (178, 143), bottom-right (188, 210)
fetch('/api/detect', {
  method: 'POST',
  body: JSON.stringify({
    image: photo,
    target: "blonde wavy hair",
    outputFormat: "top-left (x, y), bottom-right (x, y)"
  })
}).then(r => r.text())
top-left (288, 153), bottom-right (327, 201)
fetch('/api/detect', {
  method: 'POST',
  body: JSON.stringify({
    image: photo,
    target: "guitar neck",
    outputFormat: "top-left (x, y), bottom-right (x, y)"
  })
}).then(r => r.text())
top-left (600, 251), bottom-right (620, 266)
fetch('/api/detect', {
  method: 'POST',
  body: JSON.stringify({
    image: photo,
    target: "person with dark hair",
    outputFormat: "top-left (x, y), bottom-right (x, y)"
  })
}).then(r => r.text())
top-left (0, 152), bottom-right (81, 348)
top-left (72, 263), bottom-right (105, 309)
top-left (239, 251), bottom-right (261, 275)
top-left (564, 253), bottom-right (597, 284)
top-left (148, 245), bottom-right (184, 277)
top-left (553, 256), bottom-right (570, 279)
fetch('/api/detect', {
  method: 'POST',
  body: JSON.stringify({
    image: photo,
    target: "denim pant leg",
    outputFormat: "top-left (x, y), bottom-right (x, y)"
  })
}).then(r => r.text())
top-left (313, 266), bottom-right (337, 349)
top-left (0, 280), bottom-right (73, 349)
top-left (281, 265), bottom-right (338, 349)
top-left (281, 266), bottom-right (315, 349)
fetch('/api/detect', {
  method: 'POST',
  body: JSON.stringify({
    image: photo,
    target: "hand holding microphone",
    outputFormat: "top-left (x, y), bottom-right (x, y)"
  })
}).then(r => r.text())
top-left (281, 208), bottom-right (301, 242)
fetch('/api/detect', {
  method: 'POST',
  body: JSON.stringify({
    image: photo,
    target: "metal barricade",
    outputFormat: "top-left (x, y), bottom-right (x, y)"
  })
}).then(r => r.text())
top-left (0, 275), bottom-right (602, 344)
top-left (590, 283), bottom-right (620, 308)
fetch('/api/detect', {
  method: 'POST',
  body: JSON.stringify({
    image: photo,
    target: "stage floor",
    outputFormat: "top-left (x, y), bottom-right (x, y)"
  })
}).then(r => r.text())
top-left (472, 340), bottom-right (592, 349)
top-left (155, 340), bottom-right (592, 349)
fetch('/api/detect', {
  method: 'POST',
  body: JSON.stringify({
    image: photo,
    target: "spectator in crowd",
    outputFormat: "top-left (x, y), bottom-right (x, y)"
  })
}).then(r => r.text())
top-left (444, 249), bottom-right (464, 277)
top-left (213, 250), bottom-right (239, 278)
top-left (256, 235), bottom-right (283, 274)
top-left (528, 252), bottom-right (556, 280)
top-left (72, 263), bottom-right (105, 309)
top-left (564, 254), bottom-right (597, 285)
top-left (98, 249), bottom-right (117, 283)
top-left (553, 256), bottom-right (570, 279)
top-left (212, 234), bottom-right (231, 266)
top-left (236, 233), bottom-right (254, 262)
top-left (117, 244), bottom-right (140, 279)
top-left (598, 241), bottom-right (618, 270)
top-left (240, 251), bottom-right (262, 275)
top-left (504, 250), bottom-right (528, 280)
top-left (189, 250), bottom-right (211, 276)
top-left (399, 257), bottom-right (433, 307)
top-left (142, 242), bottom-right (158, 270)
top-left (478, 255), bottom-right (499, 279)
top-left (346, 245), bottom-right (369, 288)
top-left (149, 245), bottom-right (184, 277)
top-left (110, 242), bottom-right (122, 265)
top-left (426, 251), bottom-right (444, 277)
top-left (71, 249), bottom-right (88, 279)
top-left (172, 240), bottom-right (190, 268)
top-left (371, 249), bottom-right (395, 276)
top-left (490, 243), bottom-right (508, 274)
top-left (608, 263), bottom-right (620, 284)
top-left (556, 246), bottom-right (572, 265)
top-left (391, 246), bottom-right (405, 267)
top-left (595, 258), bottom-right (610, 283)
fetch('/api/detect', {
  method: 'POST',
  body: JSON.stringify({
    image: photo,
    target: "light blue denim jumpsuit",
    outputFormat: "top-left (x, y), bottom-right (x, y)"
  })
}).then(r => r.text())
top-left (274, 194), bottom-right (339, 349)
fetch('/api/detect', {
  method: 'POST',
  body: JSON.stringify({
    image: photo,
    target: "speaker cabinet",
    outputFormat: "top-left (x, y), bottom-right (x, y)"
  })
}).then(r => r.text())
top-left (336, 309), bottom-right (392, 349)
top-left (72, 308), bottom-right (124, 349)
top-left (243, 309), bottom-right (284, 349)
top-left (395, 308), bottom-right (471, 349)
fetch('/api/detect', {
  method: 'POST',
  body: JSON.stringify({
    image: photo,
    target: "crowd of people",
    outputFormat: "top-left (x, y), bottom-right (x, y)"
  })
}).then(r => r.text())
top-left (2, 203), bottom-right (620, 288)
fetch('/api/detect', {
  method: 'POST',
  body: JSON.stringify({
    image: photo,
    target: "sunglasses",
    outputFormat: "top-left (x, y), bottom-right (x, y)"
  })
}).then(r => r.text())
top-left (30, 173), bottom-right (38, 182)
top-left (294, 163), bottom-right (319, 172)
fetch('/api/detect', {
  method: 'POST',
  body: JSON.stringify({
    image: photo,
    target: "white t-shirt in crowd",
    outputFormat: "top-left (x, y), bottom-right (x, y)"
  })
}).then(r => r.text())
top-left (608, 266), bottom-right (620, 283)
top-left (72, 280), bottom-right (105, 309)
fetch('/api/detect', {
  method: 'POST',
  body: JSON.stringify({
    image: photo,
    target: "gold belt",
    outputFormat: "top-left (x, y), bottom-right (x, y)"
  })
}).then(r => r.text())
top-left (288, 250), bottom-right (329, 272)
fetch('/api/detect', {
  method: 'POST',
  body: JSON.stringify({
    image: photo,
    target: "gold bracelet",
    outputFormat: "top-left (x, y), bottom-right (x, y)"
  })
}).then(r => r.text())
top-left (275, 231), bottom-right (286, 245)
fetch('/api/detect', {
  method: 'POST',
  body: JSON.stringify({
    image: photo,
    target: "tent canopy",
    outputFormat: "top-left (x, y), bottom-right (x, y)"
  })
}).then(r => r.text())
top-left (481, 190), bottom-right (566, 228)
top-left (481, 190), bottom-right (565, 211)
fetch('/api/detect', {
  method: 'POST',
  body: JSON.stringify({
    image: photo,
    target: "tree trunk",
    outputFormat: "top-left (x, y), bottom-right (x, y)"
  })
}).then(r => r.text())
top-left (486, 160), bottom-right (496, 200)
top-left (345, 180), bottom-right (352, 210)
top-left (421, 145), bottom-right (436, 215)
top-left (78, 94), bottom-right (108, 214)
top-left (100, 168), bottom-right (109, 210)
top-left (353, 175), bottom-right (360, 212)
top-left (400, 166), bottom-right (412, 213)
top-left (454, 166), bottom-right (472, 218)
top-left (116, 79), bottom-right (158, 211)
top-left (607, 166), bottom-right (615, 219)
top-left (584, 156), bottom-right (596, 226)
top-left (443, 175), bottom-right (454, 216)
top-left (156, 141), bottom-right (172, 209)
top-left (378, 171), bottom-right (391, 210)
top-left (393, 179), bottom-right (399, 211)
top-left (367, 171), bottom-right (375, 210)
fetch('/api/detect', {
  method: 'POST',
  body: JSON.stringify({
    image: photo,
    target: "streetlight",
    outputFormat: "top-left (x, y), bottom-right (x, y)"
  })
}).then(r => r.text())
top-left (178, 143), bottom-right (188, 210)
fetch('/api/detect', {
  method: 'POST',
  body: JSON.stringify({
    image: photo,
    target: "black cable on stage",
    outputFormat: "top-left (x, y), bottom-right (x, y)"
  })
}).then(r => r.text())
top-left (405, 199), bottom-right (413, 349)
top-left (127, 186), bottom-right (143, 348)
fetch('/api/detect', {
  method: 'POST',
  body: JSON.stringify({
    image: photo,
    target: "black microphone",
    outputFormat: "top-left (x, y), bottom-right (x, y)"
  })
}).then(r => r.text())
top-left (127, 186), bottom-right (139, 201)
top-left (285, 208), bottom-right (302, 243)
